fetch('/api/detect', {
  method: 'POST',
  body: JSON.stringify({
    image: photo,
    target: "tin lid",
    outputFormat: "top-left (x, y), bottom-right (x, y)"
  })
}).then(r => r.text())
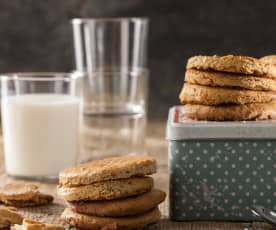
top-left (166, 106), bottom-right (276, 140)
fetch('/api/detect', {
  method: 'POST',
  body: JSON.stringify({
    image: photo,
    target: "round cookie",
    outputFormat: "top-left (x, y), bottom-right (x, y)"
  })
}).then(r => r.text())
top-left (179, 83), bottom-right (276, 105)
top-left (2, 193), bottom-right (54, 207)
top-left (57, 177), bottom-right (154, 202)
top-left (0, 182), bottom-right (38, 201)
top-left (59, 155), bottom-right (156, 187)
top-left (187, 55), bottom-right (276, 78)
top-left (0, 182), bottom-right (53, 207)
top-left (61, 207), bottom-right (161, 230)
top-left (68, 188), bottom-right (166, 217)
top-left (260, 55), bottom-right (276, 65)
top-left (182, 101), bottom-right (276, 121)
top-left (185, 69), bottom-right (276, 91)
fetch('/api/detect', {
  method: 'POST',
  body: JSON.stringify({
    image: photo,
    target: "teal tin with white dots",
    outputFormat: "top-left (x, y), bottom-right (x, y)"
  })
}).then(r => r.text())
top-left (167, 106), bottom-right (276, 221)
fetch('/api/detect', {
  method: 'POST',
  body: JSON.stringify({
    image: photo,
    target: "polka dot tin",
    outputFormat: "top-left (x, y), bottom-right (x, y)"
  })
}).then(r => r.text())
top-left (167, 106), bottom-right (276, 221)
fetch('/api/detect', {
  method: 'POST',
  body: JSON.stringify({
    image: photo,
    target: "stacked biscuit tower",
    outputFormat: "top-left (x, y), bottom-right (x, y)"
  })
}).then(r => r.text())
top-left (58, 155), bottom-right (166, 230)
top-left (179, 55), bottom-right (276, 121)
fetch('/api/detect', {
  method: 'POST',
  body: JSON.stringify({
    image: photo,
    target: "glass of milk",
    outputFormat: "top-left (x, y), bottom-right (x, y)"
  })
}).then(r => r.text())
top-left (0, 72), bottom-right (82, 181)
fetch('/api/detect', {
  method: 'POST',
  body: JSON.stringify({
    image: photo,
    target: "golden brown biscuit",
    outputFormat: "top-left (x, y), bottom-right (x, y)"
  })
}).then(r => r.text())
top-left (185, 69), bottom-right (276, 91)
top-left (0, 182), bottom-right (53, 207)
top-left (2, 194), bottom-right (54, 208)
top-left (0, 183), bottom-right (38, 201)
top-left (59, 155), bottom-right (156, 187)
top-left (260, 55), bottom-right (276, 65)
top-left (61, 207), bottom-right (160, 230)
top-left (58, 177), bottom-right (154, 202)
top-left (0, 206), bottom-right (23, 229)
top-left (68, 188), bottom-right (166, 217)
top-left (179, 83), bottom-right (276, 105)
top-left (187, 55), bottom-right (276, 78)
top-left (12, 218), bottom-right (63, 230)
top-left (182, 101), bottom-right (276, 121)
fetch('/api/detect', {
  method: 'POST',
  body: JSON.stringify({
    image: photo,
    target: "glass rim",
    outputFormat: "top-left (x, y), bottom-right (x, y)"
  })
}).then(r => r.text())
top-left (0, 72), bottom-right (83, 82)
top-left (74, 68), bottom-right (149, 77)
top-left (71, 17), bottom-right (149, 24)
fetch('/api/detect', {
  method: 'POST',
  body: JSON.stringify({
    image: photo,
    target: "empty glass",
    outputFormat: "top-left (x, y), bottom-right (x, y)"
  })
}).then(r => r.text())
top-left (72, 18), bottom-right (148, 161)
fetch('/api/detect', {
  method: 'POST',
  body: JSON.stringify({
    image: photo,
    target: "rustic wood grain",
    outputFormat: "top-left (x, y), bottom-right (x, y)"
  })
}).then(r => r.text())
top-left (0, 121), bottom-right (273, 230)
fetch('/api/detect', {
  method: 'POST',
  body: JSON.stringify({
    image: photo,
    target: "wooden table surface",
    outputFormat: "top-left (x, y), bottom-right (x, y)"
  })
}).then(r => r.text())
top-left (0, 121), bottom-right (273, 230)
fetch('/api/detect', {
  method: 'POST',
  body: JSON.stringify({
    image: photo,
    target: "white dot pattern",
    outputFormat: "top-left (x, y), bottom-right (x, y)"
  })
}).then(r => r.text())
top-left (169, 140), bottom-right (275, 221)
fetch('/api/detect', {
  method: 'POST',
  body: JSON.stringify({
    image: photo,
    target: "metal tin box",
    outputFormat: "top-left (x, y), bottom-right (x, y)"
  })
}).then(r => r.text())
top-left (167, 106), bottom-right (276, 221)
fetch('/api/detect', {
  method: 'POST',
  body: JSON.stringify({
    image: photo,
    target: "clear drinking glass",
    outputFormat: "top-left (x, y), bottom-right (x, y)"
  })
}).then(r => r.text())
top-left (1, 73), bottom-right (82, 181)
top-left (72, 18), bottom-right (148, 162)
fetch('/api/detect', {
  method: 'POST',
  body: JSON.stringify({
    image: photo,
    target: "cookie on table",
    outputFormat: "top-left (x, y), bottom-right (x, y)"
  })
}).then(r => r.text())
top-left (68, 188), bottom-right (166, 217)
top-left (57, 177), bottom-right (153, 202)
top-left (59, 155), bottom-right (156, 187)
top-left (183, 101), bottom-right (276, 121)
top-left (179, 83), bottom-right (276, 105)
top-left (187, 55), bottom-right (276, 78)
top-left (12, 218), bottom-right (64, 230)
top-left (0, 206), bottom-right (23, 229)
top-left (0, 182), bottom-right (53, 207)
top-left (260, 55), bottom-right (276, 65)
top-left (185, 69), bottom-right (276, 91)
top-left (61, 207), bottom-right (161, 230)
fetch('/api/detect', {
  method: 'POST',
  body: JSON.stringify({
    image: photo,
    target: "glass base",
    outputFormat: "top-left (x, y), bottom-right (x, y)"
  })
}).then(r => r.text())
top-left (7, 173), bottom-right (58, 184)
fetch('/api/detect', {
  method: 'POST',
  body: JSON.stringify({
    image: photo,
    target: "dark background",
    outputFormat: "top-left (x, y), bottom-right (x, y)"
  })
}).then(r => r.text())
top-left (1, 0), bottom-right (276, 119)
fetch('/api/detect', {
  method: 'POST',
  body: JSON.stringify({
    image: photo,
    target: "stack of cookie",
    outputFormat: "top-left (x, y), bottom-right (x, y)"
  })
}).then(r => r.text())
top-left (58, 155), bottom-right (166, 230)
top-left (179, 55), bottom-right (276, 121)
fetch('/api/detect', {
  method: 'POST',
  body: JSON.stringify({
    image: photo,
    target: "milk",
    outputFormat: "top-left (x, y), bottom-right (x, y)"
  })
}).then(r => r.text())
top-left (1, 94), bottom-right (80, 177)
